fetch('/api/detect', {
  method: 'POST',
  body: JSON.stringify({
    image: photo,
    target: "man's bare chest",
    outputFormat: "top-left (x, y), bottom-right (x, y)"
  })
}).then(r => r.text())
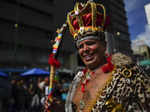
top-left (72, 73), bottom-right (110, 112)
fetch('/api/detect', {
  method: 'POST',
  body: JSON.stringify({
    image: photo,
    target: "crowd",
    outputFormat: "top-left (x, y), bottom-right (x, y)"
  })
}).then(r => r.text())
top-left (0, 74), bottom-right (71, 112)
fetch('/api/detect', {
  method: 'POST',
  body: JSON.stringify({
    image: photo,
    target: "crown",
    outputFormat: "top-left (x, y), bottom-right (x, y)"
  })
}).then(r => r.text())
top-left (67, 0), bottom-right (110, 41)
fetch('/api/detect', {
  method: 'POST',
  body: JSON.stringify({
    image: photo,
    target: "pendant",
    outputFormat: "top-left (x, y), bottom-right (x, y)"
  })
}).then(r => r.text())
top-left (86, 72), bottom-right (91, 80)
top-left (79, 100), bottom-right (85, 110)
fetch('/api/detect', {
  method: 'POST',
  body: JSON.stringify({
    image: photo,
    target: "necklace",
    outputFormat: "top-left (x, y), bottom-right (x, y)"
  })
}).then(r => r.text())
top-left (79, 71), bottom-right (94, 111)
top-left (81, 70), bottom-right (94, 93)
top-left (79, 55), bottom-right (114, 111)
top-left (79, 69), bottom-right (96, 111)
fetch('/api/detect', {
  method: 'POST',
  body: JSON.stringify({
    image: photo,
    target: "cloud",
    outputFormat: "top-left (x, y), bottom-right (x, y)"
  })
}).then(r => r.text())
top-left (132, 24), bottom-right (150, 48)
top-left (124, 0), bottom-right (150, 12)
top-left (124, 0), bottom-right (147, 30)
top-left (124, 0), bottom-right (142, 12)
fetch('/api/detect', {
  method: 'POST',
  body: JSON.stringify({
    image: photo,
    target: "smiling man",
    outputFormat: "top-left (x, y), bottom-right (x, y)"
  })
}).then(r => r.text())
top-left (45, 0), bottom-right (150, 112)
top-left (64, 0), bottom-right (150, 112)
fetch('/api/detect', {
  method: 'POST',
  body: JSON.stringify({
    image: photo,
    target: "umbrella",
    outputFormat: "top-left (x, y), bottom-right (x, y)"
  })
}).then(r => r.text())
top-left (0, 71), bottom-right (8, 77)
top-left (139, 59), bottom-right (150, 66)
top-left (20, 68), bottom-right (49, 76)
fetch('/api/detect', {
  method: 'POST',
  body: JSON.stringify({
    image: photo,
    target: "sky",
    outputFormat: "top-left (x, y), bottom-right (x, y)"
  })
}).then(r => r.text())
top-left (124, 0), bottom-right (150, 47)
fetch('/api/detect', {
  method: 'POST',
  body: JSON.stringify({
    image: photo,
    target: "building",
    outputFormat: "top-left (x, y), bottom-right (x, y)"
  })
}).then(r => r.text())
top-left (104, 0), bottom-right (132, 55)
top-left (0, 0), bottom-right (76, 73)
top-left (145, 3), bottom-right (150, 24)
top-left (0, 0), bottom-right (132, 73)
top-left (132, 45), bottom-right (150, 62)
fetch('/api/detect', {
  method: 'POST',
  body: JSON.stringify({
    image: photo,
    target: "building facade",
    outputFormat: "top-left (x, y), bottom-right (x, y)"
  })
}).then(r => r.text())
top-left (145, 3), bottom-right (150, 25)
top-left (0, 0), bottom-right (75, 72)
top-left (132, 45), bottom-right (150, 62)
top-left (0, 0), bottom-right (132, 72)
top-left (104, 0), bottom-right (132, 55)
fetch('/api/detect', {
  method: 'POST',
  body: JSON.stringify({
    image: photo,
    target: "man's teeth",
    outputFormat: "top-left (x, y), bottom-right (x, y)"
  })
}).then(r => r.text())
top-left (85, 55), bottom-right (92, 60)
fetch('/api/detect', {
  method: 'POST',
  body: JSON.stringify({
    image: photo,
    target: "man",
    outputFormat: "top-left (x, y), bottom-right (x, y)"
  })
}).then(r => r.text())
top-left (64, 1), bottom-right (150, 112)
top-left (47, 0), bottom-right (150, 112)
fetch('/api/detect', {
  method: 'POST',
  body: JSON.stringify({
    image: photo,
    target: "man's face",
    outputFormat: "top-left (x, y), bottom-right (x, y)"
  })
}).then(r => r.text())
top-left (77, 38), bottom-right (106, 70)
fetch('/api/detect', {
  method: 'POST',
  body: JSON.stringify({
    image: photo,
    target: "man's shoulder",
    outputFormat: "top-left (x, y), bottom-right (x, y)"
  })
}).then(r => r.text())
top-left (73, 66), bottom-right (85, 74)
top-left (72, 66), bottom-right (85, 78)
top-left (111, 52), bottom-right (149, 78)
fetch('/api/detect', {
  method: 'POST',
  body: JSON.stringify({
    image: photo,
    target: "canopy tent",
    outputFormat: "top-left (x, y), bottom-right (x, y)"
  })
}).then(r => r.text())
top-left (0, 71), bottom-right (8, 77)
top-left (139, 59), bottom-right (150, 66)
top-left (20, 68), bottom-right (49, 76)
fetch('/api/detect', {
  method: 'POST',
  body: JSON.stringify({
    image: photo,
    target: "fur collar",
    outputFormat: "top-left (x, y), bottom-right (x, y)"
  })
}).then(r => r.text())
top-left (111, 53), bottom-right (133, 66)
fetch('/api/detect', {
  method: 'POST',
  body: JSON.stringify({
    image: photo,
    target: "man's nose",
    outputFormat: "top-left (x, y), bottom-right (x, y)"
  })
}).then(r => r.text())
top-left (83, 44), bottom-right (89, 52)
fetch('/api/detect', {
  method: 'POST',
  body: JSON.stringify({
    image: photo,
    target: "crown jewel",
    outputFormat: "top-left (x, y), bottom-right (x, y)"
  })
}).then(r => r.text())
top-left (67, 1), bottom-right (110, 40)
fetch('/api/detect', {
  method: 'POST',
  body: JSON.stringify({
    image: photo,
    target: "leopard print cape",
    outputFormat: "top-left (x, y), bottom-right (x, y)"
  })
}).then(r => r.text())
top-left (65, 53), bottom-right (150, 112)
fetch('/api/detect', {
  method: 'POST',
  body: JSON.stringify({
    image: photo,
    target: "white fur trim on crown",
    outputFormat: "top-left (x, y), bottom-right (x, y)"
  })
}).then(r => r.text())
top-left (76, 35), bottom-right (101, 47)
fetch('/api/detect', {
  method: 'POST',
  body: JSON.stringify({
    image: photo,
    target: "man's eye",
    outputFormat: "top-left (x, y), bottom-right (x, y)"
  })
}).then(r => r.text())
top-left (78, 44), bottom-right (83, 49)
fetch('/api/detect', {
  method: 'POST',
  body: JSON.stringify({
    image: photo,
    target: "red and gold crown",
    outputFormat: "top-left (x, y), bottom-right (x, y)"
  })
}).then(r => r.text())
top-left (67, 0), bottom-right (110, 40)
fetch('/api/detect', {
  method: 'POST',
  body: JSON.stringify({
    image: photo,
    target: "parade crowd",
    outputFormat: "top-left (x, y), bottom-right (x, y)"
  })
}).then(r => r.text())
top-left (1, 75), bottom-right (71, 112)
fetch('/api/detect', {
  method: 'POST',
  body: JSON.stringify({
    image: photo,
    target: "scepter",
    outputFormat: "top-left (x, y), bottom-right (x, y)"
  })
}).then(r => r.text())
top-left (45, 23), bottom-right (67, 112)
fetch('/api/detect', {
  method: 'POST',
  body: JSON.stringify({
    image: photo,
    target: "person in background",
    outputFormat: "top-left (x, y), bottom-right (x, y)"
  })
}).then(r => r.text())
top-left (38, 77), bottom-right (49, 92)
top-left (30, 89), bottom-right (40, 112)
top-left (0, 76), bottom-right (11, 112)
top-left (60, 79), bottom-right (69, 101)
top-left (8, 79), bottom-right (17, 112)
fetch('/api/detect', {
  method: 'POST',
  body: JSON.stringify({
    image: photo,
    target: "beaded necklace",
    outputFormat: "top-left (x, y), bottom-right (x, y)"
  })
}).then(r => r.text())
top-left (79, 55), bottom-right (114, 111)
top-left (81, 69), bottom-right (94, 93)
